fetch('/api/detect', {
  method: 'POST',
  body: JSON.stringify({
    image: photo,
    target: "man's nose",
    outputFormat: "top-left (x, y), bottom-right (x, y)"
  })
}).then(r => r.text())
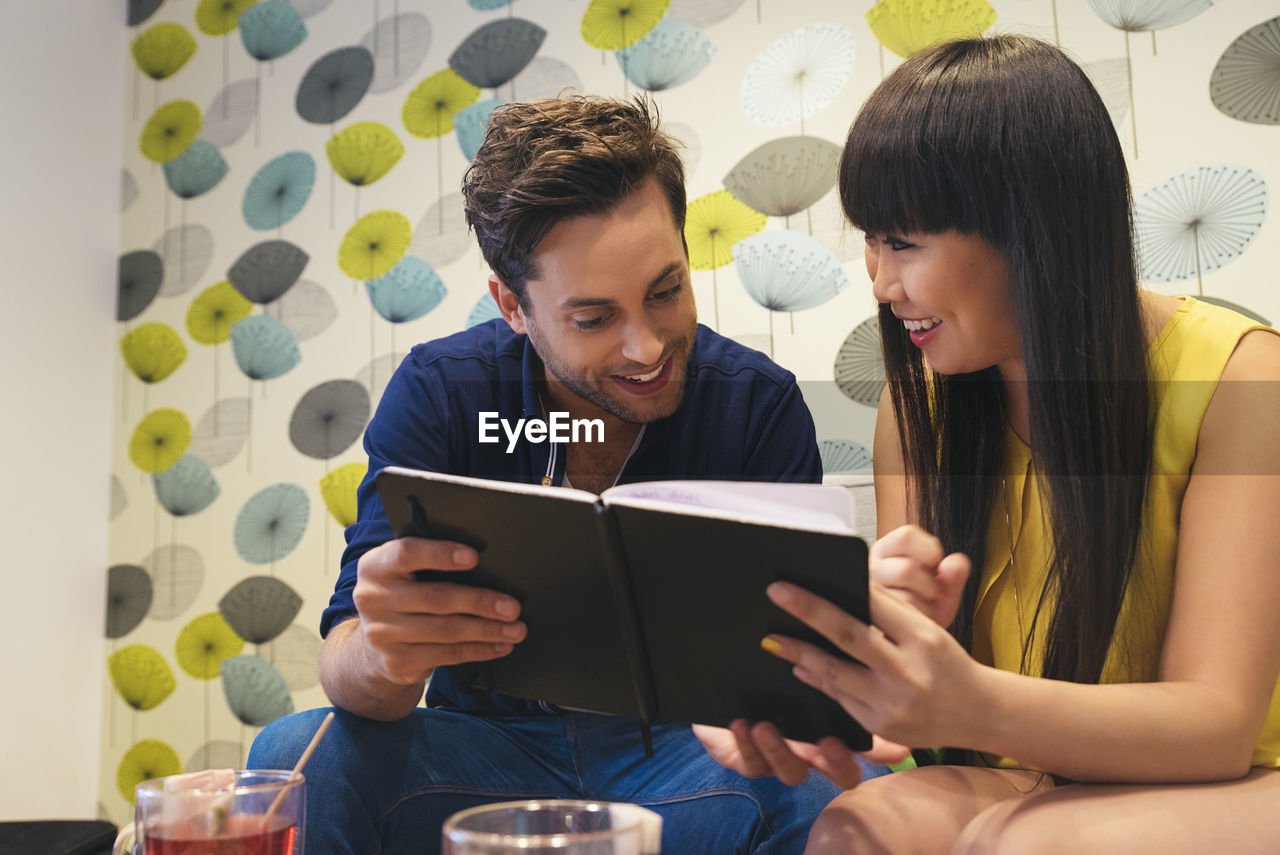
top-left (620, 316), bottom-right (664, 366)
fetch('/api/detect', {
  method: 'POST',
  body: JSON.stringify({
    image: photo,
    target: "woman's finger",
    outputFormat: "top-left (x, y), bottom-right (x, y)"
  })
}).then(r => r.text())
top-left (866, 581), bottom-right (946, 646)
top-left (869, 525), bottom-right (944, 567)
top-left (871, 555), bottom-right (941, 601)
top-left (765, 583), bottom-right (896, 670)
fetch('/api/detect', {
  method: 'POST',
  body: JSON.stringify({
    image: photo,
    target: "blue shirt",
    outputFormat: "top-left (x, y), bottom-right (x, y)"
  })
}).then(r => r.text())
top-left (323, 319), bottom-right (822, 714)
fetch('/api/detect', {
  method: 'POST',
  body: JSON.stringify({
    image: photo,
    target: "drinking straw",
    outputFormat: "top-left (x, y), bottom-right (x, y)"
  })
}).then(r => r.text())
top-left (265, 711), bottom-right (335, 823)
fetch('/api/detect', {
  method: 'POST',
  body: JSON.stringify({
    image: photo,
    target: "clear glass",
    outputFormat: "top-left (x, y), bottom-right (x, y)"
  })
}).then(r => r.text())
top-left (113, 770), bottom-right (305, 855)
top-left (443, 799), bottom-right (662, 854)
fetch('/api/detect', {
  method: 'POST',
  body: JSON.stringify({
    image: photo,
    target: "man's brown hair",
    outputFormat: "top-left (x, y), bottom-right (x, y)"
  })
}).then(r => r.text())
top-left (462, 94), bottom-right (687, 304)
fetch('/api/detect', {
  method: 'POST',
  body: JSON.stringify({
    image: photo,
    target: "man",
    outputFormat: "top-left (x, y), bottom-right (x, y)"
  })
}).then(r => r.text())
top-left (250, 95), bottom-right (854, 854)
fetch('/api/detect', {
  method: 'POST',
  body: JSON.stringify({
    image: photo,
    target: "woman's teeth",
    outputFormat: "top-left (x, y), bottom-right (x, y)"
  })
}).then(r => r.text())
top-left (902, 317), bottom-right (942, 331)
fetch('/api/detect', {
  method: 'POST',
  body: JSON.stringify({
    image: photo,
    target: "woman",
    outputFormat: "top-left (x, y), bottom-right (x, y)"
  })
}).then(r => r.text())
top-left (696, 34), bottom-right (1280, 853)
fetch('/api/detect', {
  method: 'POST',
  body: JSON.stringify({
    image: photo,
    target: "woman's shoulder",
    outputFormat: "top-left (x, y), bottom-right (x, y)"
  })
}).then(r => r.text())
top-left (1221, 324), bottom-right (1280, 383)
top-left (1139, 290), bottom-right (1182, 345)
top-left (1141, 291), bottom-right (1279, 381)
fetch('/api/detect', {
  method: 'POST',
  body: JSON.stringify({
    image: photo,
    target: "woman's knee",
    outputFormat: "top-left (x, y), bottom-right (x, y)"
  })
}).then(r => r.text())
top-left (951, 793), bottom-right (1072, 855)
top-left (802, 776), bottom-right (919, 855)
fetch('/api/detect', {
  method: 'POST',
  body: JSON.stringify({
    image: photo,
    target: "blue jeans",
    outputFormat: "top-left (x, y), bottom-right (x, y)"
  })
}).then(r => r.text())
top-left (249, 707), bottom-right (884, 854)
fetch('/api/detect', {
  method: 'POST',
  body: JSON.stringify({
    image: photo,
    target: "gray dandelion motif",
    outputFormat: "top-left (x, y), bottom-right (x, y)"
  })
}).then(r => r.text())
top-left (106, 564), bottom-right (153, 639)
top-left (218, 576), bottom-right (304, 645)
top-left (288, 379), bottom-right (371, 460)
top-left (1134, 163), bottom-right (1269, 293)
top-left (819, 439), bottom-right (873, 473)
top-left (834, 315), bottom-right (886, 408)
top-left (1210, 16), bottom-right (1280, 126)
top-left (723, 136), bottom-right (841, 226)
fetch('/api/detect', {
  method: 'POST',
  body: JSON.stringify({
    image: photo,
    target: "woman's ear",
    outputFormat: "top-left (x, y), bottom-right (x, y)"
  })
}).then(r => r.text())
top-left (489, 275), bottom-right (527, 334)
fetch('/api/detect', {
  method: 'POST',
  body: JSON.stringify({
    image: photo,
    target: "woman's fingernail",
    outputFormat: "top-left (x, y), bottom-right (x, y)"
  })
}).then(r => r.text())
top-left (766, 582), bottom-right (792, 604)
top-left (760, 636), bottom-right (783, 655)
top-left (454, 547), bottom-right (476, 565)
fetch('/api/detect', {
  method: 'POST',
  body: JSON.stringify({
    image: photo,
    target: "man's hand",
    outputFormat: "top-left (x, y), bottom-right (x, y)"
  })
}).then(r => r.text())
top-left (319, 537), bottom-right (527, 720)
top-left (353, 537), bottom-right (528, 686)
top-left (692, 722), bottom-right (909, 789)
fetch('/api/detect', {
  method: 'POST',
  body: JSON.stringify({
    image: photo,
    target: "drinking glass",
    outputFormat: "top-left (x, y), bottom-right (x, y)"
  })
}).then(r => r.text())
top-left (113, 769), bottom-right (305, 855)
top-left (443, 800), bottom-right (661, 854)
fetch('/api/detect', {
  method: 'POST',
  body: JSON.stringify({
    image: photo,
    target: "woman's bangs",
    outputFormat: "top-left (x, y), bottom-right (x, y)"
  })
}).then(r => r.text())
top-left (840, 102), bottom-right (971, 239)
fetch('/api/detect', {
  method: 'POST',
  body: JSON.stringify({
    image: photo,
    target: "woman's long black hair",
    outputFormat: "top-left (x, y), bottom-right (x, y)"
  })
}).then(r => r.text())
top-left (840, 35), bottom-right (1151, 689)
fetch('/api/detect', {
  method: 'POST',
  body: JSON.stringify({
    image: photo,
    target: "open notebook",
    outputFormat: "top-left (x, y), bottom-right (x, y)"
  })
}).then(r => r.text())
top-left (377, 466), bottom-right (872, 753)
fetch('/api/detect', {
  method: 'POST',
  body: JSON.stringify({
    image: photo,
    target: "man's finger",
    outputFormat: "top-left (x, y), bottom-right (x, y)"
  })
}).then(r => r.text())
top-left (386, 580), bottom-right (523, 621)
top-left (814, 738), bottom-right (868, 789)
top-left (728, 719), bottom-right (772, 778)
top-left (860, 735), bottom-right (910, 766)
top-left (361, 537), bottom-right (479, 579)
top-left (748, 722), bottom-right (812, 787)
top-left (369, 613), bottom-right (527, 647)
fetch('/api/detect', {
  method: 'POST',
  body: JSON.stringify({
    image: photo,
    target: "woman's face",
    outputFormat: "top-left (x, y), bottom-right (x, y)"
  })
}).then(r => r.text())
top-left (864, 229), bottom-right (1023, 379)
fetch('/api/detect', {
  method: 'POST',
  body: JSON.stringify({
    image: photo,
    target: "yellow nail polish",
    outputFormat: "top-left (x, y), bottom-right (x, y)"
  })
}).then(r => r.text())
top-left (760, 636), bottom-right (783, 655)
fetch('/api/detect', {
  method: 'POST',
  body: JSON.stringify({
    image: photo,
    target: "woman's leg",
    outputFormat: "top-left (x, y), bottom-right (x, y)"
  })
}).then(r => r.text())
top-left (954, 767), bottom-right (1280, 855)
top-left (804, 765), bottom-right (1052, 855)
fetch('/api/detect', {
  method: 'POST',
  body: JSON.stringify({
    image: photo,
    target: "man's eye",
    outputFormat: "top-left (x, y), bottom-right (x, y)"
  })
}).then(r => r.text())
top-left (573, 316), bottom-right (606, 331)
top-left (650, 284), bottom-right (682, 302)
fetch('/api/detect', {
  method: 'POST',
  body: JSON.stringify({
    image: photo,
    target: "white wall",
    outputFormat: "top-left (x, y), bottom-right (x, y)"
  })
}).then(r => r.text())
top-left (0, 0), bottom-right (125, 819)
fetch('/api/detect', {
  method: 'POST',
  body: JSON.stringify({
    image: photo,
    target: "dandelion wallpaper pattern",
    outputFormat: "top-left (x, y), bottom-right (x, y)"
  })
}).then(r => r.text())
top-left (104, 0), bottom-right (1277, 821)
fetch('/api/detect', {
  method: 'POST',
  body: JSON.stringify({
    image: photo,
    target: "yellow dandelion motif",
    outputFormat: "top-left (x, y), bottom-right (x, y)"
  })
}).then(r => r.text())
top-left (320, 462), bottom-right (367, 527)
top-left (129, 408), bottom-right (193, 474)
top-left (187, 281), bottom-right (253, 346)
top-left (175, 612), bottom-right (245, 680)
top-left (685, 190), bottom-right (767, 271)
top-left (196, 0), bottom-right (259, 36)
top-left (338, 210), bottom-right (413, 280)
top-left (866, 0), bottom-right (997, 60)
top-left (402, 69), bottom-right (480, 139)
top-left (131, 22), bottom-right (197, 81)
top-left (581, 0), bottom-right (671, 51)
top-left (121, 322), bottom-right (187, 384)
top-left (327, 121), bottom-right (405, 188)
top-left (117, 739), bottom-right (181, 802)
top-left (108, 645), bottom-right (177, 712)
top-left (140, 100), bottom-right (202, 163)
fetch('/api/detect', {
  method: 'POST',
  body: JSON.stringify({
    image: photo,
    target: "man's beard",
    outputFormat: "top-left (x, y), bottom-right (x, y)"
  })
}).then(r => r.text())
top-left (525, 321), bottom-right (697, 425)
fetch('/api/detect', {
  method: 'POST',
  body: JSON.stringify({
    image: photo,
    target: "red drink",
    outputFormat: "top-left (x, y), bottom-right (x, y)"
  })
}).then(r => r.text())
top-left (143, 813), bottom-right (297, 855)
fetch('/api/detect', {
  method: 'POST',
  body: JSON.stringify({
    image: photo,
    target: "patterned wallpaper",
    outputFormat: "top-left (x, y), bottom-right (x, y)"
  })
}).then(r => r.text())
top-left (103, 0), bottom-right (1277, 822)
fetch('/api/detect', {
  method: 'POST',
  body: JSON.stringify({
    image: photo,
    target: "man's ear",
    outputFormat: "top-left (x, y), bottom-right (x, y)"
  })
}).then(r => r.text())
top-left (489, 275), bottom-right (527, 334)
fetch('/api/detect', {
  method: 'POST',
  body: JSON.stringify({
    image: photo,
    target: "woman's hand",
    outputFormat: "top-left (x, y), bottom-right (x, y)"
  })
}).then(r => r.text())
top-left (763, 580), bottom-right (984, 750)
top-left (870, 525), bottom-right (970, 628)
top-left (692, 721), bottom-right (909, 789)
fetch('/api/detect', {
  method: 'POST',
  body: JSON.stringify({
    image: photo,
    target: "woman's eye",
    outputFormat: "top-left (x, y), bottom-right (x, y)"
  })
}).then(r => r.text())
top-left (885, 236), bottom-right (914, 251)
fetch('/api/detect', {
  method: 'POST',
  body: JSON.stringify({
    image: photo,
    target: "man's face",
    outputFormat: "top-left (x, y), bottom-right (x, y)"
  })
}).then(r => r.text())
top-left (503, 179), bottom-right (698, 425)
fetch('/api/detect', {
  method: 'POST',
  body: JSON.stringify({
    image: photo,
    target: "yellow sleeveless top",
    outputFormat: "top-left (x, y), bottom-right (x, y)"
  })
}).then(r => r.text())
top-left (971, 296), bottom-right (1280, 769)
